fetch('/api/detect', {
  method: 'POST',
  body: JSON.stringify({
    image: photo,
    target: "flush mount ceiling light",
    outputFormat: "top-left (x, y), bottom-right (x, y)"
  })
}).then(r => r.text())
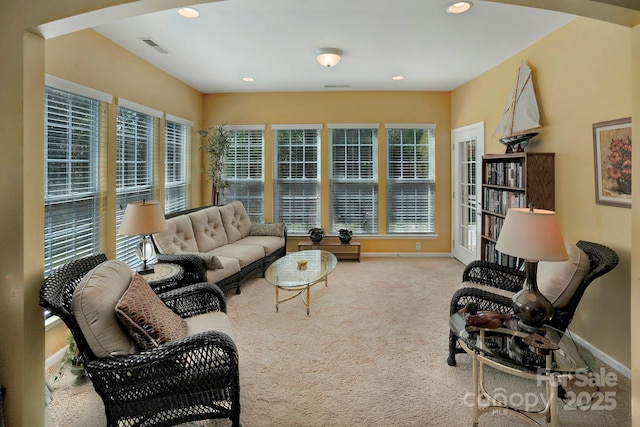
top-left (446, 1), bottom-right (473, 14)
top-left (315, 48), bottom-right (343, 67)
top-left (178, 7), bottom-right (200, 18)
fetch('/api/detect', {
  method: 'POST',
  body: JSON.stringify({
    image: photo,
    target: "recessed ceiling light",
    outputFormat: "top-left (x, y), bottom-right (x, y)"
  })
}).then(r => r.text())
top-left (178, 7), bottom-right (199, 18)
top-left (446, 1), bottom-right (473, 14)
top-left (392, 76), bottom-right (405, 81)
top-left (243, 77), bottom-right (255, 82)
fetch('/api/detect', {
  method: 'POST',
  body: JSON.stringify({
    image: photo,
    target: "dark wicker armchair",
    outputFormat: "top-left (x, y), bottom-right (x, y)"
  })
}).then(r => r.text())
top-left (447, 240), bottom-right (619, 366)
top-left (40, 254), bottom-right (240, 427)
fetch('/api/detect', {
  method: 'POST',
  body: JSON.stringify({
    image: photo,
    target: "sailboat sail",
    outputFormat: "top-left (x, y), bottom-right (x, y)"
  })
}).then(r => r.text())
top-left (493, 60), bottom-right (541, 143)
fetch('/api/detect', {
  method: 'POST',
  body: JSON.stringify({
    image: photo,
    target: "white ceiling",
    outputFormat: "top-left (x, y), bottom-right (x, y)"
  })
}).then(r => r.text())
top-left (93, 0), bottom-right (575, 93)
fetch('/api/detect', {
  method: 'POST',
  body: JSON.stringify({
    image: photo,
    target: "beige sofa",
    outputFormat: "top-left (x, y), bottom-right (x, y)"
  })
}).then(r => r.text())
top-left (152, 201), bottom-right (287, 294)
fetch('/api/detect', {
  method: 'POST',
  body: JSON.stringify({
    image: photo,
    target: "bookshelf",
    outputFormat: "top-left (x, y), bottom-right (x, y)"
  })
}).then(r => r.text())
top-left (481, 152), bottom-right (555, 267)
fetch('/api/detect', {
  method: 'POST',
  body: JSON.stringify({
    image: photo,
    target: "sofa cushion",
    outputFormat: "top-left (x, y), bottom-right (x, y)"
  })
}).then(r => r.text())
top-left (236, 235), bottom-right (286, 256)
top-left (72, 260), bottom-right (136, 358)
top-left (537, 243), bottom-right (591, 308)
top-left (205, 256), bottom-right (241, 283)
top-left (211, 243), bottom-right (266, 268)
top-left (189, 207), bottom-right (229, 252)
top-left (219, 201), bottom-right (252, 243)
top-left (115, 274), bottom-right (187, 350)
top-left (250, 222), bottom-right (286, 238)
top-left (153, 215), bottom-right (199, 254)
top-left (182, 252), bottom-right (224, 269)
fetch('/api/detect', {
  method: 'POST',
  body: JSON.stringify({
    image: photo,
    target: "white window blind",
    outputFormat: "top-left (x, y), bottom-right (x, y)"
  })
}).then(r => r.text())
top-left (165, 118), bottom-right (189, 214)
top-left (330, 126), bottom-right (378, 233)
top-left (386, 125), bottom-right (436, 233)
top-left (44, 86), bottom-right (107, 276)
top-left (220, 126), bottom-right (265, 222)
top-left (116, 104), bottom-right (157, 267)
top-left (273, 126), bottom-right (321, 233)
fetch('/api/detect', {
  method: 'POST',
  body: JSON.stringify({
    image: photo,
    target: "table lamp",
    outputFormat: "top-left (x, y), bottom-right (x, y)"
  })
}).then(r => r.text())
top-left (118, 200), bottom-right (168, 275)
top-left (495, 205), bottom-right (568, 333)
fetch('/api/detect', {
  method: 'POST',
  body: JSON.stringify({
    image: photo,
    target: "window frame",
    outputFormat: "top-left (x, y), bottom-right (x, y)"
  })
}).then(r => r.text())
top-left (328, 124), bottom-right (379, 234)
top-left (164, 114), bottom-right (192, 214)
top-left (385, 123), bottom-right (436, 234)
top-left (273, 124), bottom-right (322, 234)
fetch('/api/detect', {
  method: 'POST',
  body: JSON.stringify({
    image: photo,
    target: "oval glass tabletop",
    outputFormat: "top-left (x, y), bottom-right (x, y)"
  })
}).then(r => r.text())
top-left (450, 312), bottom-right (596, 375)
top-left (265, 250), bottom-right (338, 289)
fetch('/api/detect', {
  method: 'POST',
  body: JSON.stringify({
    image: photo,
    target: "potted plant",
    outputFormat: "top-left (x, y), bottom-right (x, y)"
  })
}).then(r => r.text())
top-left (198, 123), bottom-right (232, 205)
top-left (308, 227), bottom-right (325, 243)
top-left (54, 332), bottom-right (86, 384)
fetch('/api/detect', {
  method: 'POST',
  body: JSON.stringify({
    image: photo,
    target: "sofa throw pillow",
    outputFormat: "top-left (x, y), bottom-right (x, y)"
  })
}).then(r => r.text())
top-left (115, 274), bottom-right (187, 350)
top-left (250, 222), bottom-right (286, 238)
top-left (537, 243), bottom-right (591, 308)
top-left (182, 252), bottom-right (224, 270)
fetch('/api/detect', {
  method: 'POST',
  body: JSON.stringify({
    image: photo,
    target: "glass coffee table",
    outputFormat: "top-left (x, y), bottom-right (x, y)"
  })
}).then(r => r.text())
top-left (449, 312), bottom-right (596, 427)
top-left (264, 250), bottom-right (338, 315)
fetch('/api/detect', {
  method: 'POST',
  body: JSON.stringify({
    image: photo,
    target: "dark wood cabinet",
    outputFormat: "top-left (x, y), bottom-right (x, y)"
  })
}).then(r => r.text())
top-left (481, 152), bottom-right (555, 266)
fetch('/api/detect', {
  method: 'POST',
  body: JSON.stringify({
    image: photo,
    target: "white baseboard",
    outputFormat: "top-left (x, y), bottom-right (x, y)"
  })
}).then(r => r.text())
top-left (45, 347), bottom-right (66, 377)
top-left (361, 252), bottom-right (452, 258)
top-left (566, 330), bottom-right (631, 379)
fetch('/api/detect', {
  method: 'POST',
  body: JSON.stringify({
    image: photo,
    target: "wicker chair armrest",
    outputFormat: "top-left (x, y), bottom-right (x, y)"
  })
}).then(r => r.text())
top-left (157, 253), bottom-right (207, 284)
top-left (86, 331), bottom-right (238, 399)
top-left (462, 260), bottom-right (525, 293)
top-left (159, 282), bottom-right (227, 316)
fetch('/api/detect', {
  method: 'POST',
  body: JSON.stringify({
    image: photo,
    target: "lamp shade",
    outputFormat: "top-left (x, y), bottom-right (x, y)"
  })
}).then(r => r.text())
top-left (118, 200), bottom-right (168, 236)
top-left (495, 208), bottom-right (568, 261)
top-left (315, 48), bottom-right (343, 67)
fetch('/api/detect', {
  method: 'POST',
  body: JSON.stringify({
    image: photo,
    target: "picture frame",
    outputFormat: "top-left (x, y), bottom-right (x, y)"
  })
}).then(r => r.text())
top-left (593, 117), bottom-right (632, 208)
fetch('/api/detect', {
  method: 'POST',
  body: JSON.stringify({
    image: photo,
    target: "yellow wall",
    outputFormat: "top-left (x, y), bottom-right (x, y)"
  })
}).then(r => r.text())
top-left (203, 91), bottom-right (452, 254)
top-left (452, 17), bottom-right (632, 367)
top-left (1, 1), bottom-right (638, 425)
top-left (631, 22), bottom-right (640, 425)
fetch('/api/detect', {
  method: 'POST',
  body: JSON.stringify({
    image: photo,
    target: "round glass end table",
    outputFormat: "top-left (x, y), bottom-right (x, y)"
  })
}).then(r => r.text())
top-left (449, 312), bottom-right (596, 427)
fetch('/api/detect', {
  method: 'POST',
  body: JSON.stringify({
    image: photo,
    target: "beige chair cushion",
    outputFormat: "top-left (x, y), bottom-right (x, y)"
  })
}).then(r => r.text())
top-left (189, 207), bottom-right (229, 252)
top-left (211, 243), bottom-right (265, 268)
top-left (72, 260), bottom-right (136, 358)
top-left (116, 274), bottom-right (187, 350)
top-left (219, 201), bottom-right (252, 243)
top-left (185, 311), bottom-right (235, 342)
top-left (153, 215), bottom-right (199, 254)
top-left (537, 243), bottom-right (591, 308)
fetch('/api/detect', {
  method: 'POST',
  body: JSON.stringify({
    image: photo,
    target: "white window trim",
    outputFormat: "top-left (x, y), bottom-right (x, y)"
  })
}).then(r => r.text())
top-left (272, 124), bottom-right (322, 130)
top-left (226, 124), bottom-right (266, 131)
top-left (45, 74), bottom-right (113, 104)
top-left (118, 97), bottom-right (163, 118)
top-left (328, 123), bottom-right (379, 129)
top-left (166, 114), bottom-right (194, 128)
top-left (384, 123), bottom-right (436, 130)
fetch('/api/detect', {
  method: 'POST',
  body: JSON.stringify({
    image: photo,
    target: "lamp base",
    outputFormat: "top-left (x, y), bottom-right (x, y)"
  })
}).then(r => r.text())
top-left (137, 267), bottom-right (155, 275)
top-left (511, 260), bottom-right (554, 335)
top-left (515, 320), bottom-right (547, 335)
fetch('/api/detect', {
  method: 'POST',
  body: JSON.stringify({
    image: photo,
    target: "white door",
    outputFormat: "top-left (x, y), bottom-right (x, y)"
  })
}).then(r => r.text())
top-left (452, 122), bottom-right (484, 265)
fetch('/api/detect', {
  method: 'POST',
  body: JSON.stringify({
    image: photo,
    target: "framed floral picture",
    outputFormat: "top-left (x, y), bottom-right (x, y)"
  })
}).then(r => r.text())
top-left (593, 117), bottom-right (632, 208)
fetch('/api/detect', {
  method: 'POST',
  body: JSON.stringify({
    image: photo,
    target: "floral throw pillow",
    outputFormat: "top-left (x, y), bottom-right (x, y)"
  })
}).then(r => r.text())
top-left (115, 274), bottom-right (187, 350)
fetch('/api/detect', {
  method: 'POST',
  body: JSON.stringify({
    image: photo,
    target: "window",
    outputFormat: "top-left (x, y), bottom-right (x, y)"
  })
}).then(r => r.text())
top-left (165, 115), bottom-right (191, 214)
top-left (220, 125), bottom-right (265, 222)
top-left (44, 78), bottom-right (111, 276)
top-left (386, 124), bottom-right (436, 233)
top-left (273, 125), bottom-right (321, 233)
top-left (116, 100), bottom-right (160, 266)
top-left (329, 125), bottom-right (378, 234)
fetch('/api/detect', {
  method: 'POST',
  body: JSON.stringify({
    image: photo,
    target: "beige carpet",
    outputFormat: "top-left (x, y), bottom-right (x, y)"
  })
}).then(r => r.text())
top-left (46, 257), bottom-right (631, 426)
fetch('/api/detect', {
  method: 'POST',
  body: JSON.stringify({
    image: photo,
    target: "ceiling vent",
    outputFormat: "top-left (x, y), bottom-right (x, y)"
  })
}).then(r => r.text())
top-left (324, 84), bottom-right (351, 88)
top-left (139, 38), bottom-right (170, 54)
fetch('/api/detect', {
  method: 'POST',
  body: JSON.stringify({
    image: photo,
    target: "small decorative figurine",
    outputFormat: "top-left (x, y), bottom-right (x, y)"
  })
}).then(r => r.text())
top-left (338, 229), bottom-right (353, 243)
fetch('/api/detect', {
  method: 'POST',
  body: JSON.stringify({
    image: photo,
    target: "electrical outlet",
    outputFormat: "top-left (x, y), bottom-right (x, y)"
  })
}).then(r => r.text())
top-left (415, 242), bottom-right (421, 250)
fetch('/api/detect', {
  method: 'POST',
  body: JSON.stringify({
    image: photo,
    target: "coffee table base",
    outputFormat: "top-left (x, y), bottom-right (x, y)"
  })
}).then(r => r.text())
top-left (459, 333), bottom-right (564, 427)
top-left (275, 276), bottom-right (329, 316)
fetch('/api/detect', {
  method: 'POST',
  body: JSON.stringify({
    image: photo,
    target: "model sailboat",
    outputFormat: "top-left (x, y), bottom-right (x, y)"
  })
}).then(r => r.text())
top-left (493, 60), bottom-right (541, 152)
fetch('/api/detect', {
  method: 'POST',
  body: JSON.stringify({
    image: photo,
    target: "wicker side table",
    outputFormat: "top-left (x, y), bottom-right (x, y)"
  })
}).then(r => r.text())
top-left (144, 263), bottom-right (184, 293)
